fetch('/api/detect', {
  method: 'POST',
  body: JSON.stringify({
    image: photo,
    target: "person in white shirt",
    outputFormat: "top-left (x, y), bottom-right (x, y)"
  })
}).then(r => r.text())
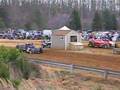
top-left (112, 32), bottom-right (119, 47)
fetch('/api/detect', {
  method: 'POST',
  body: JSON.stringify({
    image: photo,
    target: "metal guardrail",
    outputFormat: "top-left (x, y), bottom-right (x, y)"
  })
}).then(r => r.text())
top-left (29, 59), bottom-right (120, 79)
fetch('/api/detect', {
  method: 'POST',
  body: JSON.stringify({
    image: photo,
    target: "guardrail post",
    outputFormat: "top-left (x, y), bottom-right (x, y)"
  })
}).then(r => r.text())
top-left (104, 70), bottom-right (108, 79)
top-left (70, 64), bottom-right (74, 73)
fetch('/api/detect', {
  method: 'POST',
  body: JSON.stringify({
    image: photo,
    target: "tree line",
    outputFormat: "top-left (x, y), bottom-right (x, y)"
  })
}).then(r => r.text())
top-left (92, 10), bottom-right (118, 31)
top-left (69, 9), bottom-right (118, 31)
top-left (0, 0), bottom-right (119, 30)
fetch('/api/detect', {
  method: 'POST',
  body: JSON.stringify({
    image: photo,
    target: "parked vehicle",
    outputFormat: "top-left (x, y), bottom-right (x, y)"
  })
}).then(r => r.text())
top-left (88, 38), bottom-right (116, 48)
top-left (16, 43), bottom-right (43, 54)
top-left (0, 34), bottom-right (5, 39)
top-left (42, 40), bottom-right (51, 48)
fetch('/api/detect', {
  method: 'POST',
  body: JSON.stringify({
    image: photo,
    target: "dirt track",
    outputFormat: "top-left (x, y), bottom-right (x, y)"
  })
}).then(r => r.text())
top-left (0, 39), bottom-right (41, 47)
top-left (27, 48), bottom-right (120, 71)
top-left (0, 39), bottom-right (120, 71)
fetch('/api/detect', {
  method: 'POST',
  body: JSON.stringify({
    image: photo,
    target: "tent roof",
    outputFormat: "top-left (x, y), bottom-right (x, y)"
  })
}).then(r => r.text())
top-left (58, 26), bottom-right (71, 31)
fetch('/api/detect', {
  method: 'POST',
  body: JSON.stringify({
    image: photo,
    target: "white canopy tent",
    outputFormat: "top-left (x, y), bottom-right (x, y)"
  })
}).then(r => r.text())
top-left (58, 26), bottom-right (71, 31)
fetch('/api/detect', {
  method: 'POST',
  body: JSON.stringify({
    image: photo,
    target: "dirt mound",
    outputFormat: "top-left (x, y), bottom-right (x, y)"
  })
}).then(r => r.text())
top-left (0, 65), bottom-right (120, 90)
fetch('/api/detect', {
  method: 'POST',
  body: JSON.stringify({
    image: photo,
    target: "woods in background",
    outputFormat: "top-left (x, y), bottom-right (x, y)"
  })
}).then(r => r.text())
top-left (92, 10), bottom-right (118, 31)
top-left (0, 0), bottom-right (119, 31)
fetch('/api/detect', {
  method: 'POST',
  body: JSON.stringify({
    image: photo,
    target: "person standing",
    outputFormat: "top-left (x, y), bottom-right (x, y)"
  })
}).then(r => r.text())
top-left (112, 32), bottom-right (119, 48)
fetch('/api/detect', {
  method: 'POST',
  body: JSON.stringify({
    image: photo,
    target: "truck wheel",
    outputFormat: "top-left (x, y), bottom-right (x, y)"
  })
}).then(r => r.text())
top-left (29, 51), bottom-right (32, 54)
top-left (40, 48), bottom-right (43, 53)
top-left (103, 45), bottom-right (109, 49)
top-left (88, 42), bottom-right (94, 47)
top-left (115, 44), bottom-right (118, 48)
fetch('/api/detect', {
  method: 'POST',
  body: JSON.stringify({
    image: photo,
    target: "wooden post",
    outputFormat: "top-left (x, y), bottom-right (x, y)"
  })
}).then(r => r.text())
top-left (104, 70), bottom-right (108, 79)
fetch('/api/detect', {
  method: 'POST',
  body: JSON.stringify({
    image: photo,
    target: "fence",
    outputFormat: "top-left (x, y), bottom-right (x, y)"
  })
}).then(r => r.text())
top-left (29, 59), bottom-right (120, 80)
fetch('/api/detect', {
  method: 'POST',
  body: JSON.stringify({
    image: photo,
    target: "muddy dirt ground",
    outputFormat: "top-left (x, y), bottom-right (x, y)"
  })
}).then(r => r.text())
top-left (20, 65), bottom-right (120, 90)
top-left (27, 48), bottom-right (120, 71)
top-left (0, 40), bottom-right (120, 90)
top-left (1, 65), bottom-right (120, 90)
top-left (0, 39), bottom-right (120, 71)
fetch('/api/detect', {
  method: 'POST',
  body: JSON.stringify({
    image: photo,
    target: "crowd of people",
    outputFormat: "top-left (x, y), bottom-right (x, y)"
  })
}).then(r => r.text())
top-left (0, 29), bottom-right (43, 40)
top-left (81, 31), bottom-right (120, 42)
top-left (0, 29), bottom-right (120, 43)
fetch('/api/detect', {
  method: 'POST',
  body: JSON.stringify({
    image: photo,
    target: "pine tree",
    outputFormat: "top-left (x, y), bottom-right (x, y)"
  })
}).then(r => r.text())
top-left (92, 11), bottom-right (102, 31)
top-left (0, 17), bottom-right (5, 28)
top-left (33, 10), bottom-right (44, 29)
top-left (24, 22), bottom-right (32, 30)
top-left (0, 7), bottom-right (7, 27)
top-left (69, 9), bottom-right (81, 30)
top-left (111, 14), bottom-right (117, 30)
top-left (102, 10), bottom-right (111, 30)
top-left (102, 9), bottom-right (117, 30)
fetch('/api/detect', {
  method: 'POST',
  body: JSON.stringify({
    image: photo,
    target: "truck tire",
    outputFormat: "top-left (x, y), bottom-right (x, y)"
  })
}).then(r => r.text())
top-left (103, 44), bottom-right (109, 49)
top-left (29, 50), bottom-right (32, 54)
top-left (88, 42), bottom-right (94, 47)
top-left (115, 44), bottom-right (118, 48)
top-left (40, 48), bottom-right (43, 53)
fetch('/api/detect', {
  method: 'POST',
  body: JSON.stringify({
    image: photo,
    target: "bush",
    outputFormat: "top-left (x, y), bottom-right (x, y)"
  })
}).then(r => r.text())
top-left (0, 46), bottom-right (33, 80)
top-left (0, 46), bottom-right (9, 63)
top-left (8, 48), bottom-right (22, 62)
top-left (0, 46), bottom-right (41, 89)
top-left (92, 84), bottom-right (103, 90)
top-left (0, 46), bottom-right (23, 63)
top-left (16, 59), bottom-right (32, 79)
top-left (0, 62), bottom-right (10, 80)
top-left (12, 79), bottom-right (21, 89)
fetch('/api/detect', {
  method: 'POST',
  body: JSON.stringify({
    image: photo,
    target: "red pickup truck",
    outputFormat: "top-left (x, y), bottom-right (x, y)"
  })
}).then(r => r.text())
top-left (88, 38), bottom-right (115, 48)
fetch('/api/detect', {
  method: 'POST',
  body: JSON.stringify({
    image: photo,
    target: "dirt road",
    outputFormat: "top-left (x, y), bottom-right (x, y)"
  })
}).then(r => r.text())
top-left (0, 39), bottom-right (120, 71)
top-left (0, 39), bottom-right (41, 47)
top-left (27, 49), bottom-right (120, 71)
